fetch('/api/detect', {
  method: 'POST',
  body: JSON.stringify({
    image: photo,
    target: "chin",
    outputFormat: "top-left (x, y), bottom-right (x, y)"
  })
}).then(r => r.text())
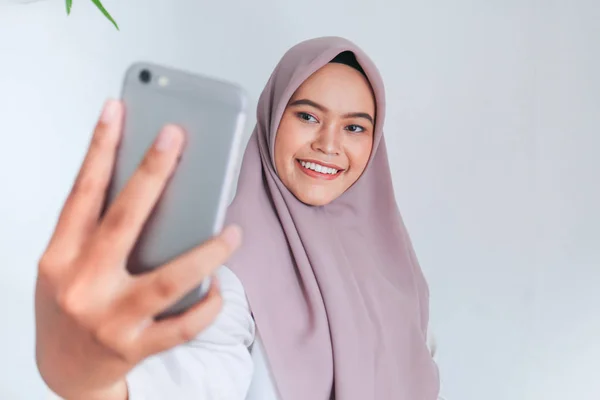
top-left (294, 190), bottom-right (338, 207)
top-left (303, 197), bottom-right (333, 207)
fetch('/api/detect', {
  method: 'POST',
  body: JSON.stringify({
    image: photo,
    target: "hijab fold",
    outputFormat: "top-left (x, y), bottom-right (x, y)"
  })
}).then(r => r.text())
top-left (225, 36), bottom-right (440, 400)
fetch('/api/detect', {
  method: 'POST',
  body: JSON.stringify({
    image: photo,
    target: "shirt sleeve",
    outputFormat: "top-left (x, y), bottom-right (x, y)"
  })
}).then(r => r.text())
top-left (126, 266), bottom-right (256, 400)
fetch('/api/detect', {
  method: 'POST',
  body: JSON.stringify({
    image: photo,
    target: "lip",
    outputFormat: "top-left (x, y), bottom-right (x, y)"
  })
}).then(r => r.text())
top-left (297, 158), bottom-right (345, 171)
top-left (296, 159), bottom-right (344, 181)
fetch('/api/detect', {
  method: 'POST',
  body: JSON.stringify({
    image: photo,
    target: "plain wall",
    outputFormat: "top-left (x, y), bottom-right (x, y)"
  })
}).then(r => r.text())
top-left (0, 0), bottom-right (598, 399)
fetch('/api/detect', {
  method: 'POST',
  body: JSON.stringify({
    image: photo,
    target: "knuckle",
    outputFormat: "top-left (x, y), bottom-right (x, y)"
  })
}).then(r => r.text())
top-left (124, 289), bottom-right (153, 315)
top-left (139, 151), bottom-right (167, 179)
top-left (71, 172), bottom-right (100, 198)
top-left (103, 206), bottom-right (134, 235)
top-left (153, 273), bottom-right (180, 301)
top-left (57, 287), bottom-right (85, 317)
top-left (38, 252), bottom-right (60, 275)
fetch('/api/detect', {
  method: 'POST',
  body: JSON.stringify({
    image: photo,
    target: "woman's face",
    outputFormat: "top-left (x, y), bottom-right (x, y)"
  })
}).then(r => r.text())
top-left (274, 62), bottom-right (376, 206)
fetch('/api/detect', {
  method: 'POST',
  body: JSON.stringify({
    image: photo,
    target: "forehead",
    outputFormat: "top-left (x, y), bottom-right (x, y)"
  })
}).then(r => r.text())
top-left (290, 63), bottom-right (375, 114)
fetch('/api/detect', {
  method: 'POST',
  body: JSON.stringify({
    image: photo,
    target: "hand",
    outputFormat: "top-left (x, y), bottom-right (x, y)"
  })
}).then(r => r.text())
top-left (35, 100), bottom-right (242, 399)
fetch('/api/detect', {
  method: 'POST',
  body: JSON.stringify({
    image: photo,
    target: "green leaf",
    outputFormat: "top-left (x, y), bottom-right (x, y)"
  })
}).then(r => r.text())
top-left (66, 0), bottom-right (72, 15)
top-left (90, 0), bottom-right (120, 31)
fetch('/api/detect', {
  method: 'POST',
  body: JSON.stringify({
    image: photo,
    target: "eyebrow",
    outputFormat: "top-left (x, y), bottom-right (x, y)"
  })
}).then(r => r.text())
top-left (289, 98), bottom-right (374, 125)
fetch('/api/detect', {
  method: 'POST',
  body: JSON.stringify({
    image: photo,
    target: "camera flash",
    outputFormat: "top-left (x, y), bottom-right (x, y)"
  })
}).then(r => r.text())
top-left (158, 76), bottom-right (169, 87)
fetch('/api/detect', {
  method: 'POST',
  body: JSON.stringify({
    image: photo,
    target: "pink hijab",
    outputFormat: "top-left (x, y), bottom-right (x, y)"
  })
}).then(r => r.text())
top-left (225, 36), bottom-right (439, 400)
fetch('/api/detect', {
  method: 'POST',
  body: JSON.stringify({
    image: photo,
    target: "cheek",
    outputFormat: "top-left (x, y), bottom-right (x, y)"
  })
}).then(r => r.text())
top-left (347, 137), bottom-right (373, 176)
top-left (274, 119), bottom-right (305, 173)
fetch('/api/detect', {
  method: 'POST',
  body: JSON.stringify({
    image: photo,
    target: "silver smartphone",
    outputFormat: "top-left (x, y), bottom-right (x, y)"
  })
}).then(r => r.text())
top-left (105, 62), bottom-right (247, 318)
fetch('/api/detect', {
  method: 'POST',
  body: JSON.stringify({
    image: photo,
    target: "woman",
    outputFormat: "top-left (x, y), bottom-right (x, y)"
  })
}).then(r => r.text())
top-left (37, 37), bottom-right (440, 400)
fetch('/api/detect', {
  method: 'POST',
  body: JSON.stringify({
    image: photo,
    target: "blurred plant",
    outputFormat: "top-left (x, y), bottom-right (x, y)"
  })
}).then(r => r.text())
top-left (66, 0), bottom-right (119, 30)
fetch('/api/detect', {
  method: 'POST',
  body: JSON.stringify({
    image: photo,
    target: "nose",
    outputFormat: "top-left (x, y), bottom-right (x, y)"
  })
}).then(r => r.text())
top-left (311, 123), bottom-right (341, 156)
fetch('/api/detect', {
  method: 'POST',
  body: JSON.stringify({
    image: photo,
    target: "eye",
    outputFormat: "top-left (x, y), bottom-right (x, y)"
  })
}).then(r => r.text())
top-left (296, 112), bottom-right (318, 123)
top-left (346, 124), bottom-right (365, 134)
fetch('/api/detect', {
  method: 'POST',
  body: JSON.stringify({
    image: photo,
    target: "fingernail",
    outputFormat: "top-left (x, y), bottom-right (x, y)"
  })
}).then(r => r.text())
top-left (100, 99), bottom-right (119, 124)
top-left (221, 225), bottom-right (242, 249)
top-left (155, 125), bottom-right (182, 152)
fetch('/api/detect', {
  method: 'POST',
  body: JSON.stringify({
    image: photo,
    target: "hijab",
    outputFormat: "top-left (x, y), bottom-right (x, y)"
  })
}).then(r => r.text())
top-left (225, 36), bottom-right (440, 400)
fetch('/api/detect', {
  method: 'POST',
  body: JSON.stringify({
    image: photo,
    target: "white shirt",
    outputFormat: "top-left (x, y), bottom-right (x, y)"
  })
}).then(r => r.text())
top-left (125, 266), bottom-right (279, 400)
top-left (49, 266), bottom-right (445, 399)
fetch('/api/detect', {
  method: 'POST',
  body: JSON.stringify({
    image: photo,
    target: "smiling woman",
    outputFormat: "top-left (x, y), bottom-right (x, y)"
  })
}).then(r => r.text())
top-left (38, 36), bottom-right (442, 400)
top-left (274, 53), bottom-right (376, 206)
top-left (224, 37), bottom-right (441, 399)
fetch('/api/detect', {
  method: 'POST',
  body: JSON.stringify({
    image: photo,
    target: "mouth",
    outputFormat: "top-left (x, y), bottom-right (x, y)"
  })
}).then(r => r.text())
top-left (296, 159), bottom-right (344, 180)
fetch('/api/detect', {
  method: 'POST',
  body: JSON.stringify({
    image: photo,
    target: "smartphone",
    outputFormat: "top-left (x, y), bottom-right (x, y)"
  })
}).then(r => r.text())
top-left (105, 62), bottom-right (247, 319)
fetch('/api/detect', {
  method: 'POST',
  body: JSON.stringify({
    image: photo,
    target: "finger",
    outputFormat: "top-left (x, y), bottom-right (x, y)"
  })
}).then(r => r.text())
top-left (93, 125), bottom-right (185, 261)
top-left (138, 279), bottom-right (223, 357)
top-left (46, 100), bottom-right (123, 261)
top-left (92, 274), bottom-right (221, 363)
top-left (126, 225), bottom-right (241, 317)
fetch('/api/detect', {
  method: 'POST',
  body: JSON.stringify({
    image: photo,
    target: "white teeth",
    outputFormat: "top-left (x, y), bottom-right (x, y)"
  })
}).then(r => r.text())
top-left (300, 161), bottom-right (339, 175)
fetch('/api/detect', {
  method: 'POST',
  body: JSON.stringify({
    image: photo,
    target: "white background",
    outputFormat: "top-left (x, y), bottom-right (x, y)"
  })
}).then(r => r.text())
top-left (0, 0), bottom-right (598, 399)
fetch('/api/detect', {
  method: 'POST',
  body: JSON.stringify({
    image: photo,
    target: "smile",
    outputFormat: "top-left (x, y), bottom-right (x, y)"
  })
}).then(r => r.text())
top-left (297, 159), bottom-right (343, 180)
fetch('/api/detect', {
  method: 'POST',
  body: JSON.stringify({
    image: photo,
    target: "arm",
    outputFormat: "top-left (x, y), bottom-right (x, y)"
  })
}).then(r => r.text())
top-left (126, 266), bottom-right (255, 400)
top-left (47, 266), bottom-right (254, 400)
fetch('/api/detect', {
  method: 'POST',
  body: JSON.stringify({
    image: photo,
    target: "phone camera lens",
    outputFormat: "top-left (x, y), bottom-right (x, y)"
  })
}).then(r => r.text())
top-left (139, 69), bottom-right (152, 84)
